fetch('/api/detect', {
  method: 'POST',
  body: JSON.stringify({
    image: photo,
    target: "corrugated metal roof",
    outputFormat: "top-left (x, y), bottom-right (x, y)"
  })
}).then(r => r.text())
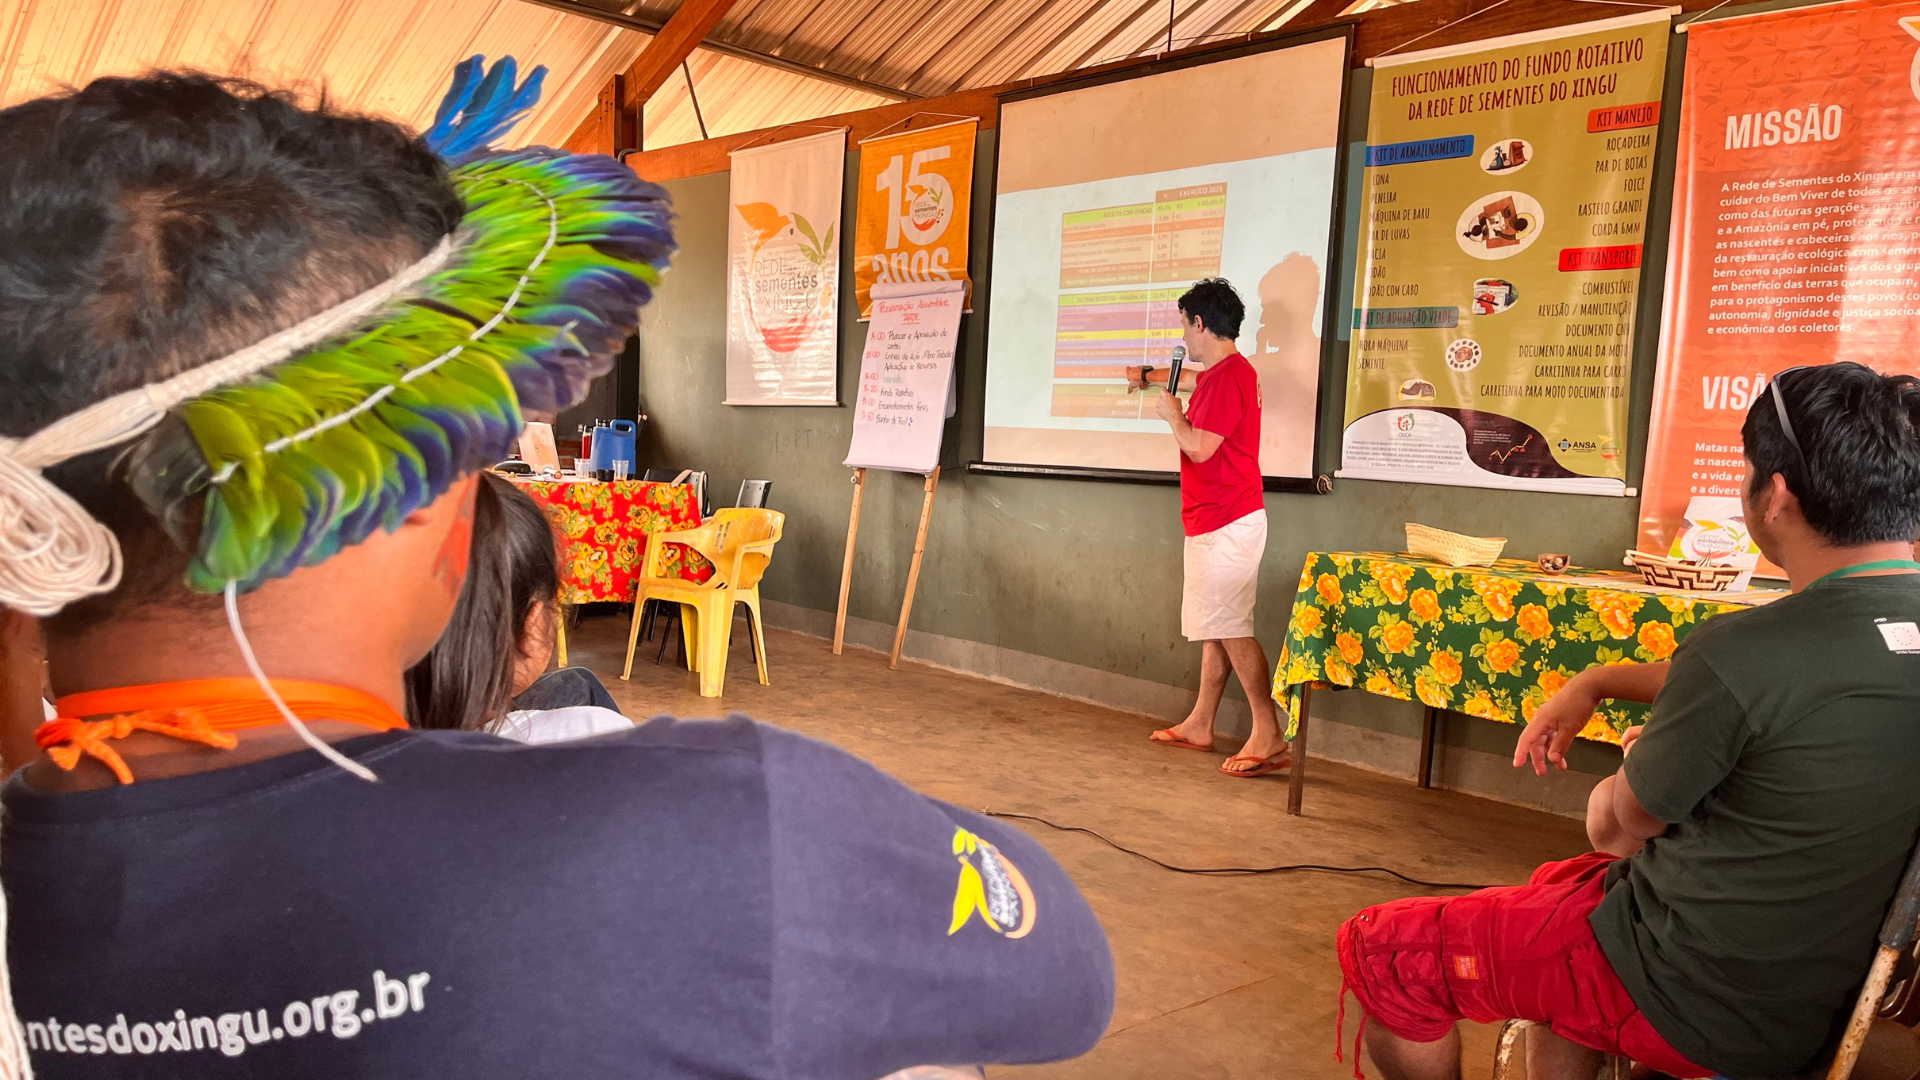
top-left (641, 46), bottom-right (888, 147)
top-left (0, 0), bottom-right (643, 146)
top-left (1, 0), bottom-right (1388, 155)
top-left (626, 0), bottom-right (1323, 104)
top-left (0, 0), bottom-right (889, 150)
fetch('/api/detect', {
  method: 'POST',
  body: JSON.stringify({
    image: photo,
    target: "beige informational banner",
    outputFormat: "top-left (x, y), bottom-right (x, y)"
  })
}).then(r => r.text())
top-left (726, 129), bottom-right (847, 405)
top-left (854, 120), bottom-right (977, 320)
top-left (1340, 11), bottom-right (1673, 494)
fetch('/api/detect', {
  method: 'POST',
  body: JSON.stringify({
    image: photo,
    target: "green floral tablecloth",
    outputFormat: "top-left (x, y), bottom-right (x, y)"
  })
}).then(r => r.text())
top-left (1271, 552), bottom-right (1783, 745)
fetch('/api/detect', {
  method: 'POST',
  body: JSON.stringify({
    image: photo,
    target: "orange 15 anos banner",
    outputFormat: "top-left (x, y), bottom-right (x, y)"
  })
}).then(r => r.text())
top-left (1640, 0), bottom-right (1920, 566)
top-left (855, 119), bottom-right (977, 319)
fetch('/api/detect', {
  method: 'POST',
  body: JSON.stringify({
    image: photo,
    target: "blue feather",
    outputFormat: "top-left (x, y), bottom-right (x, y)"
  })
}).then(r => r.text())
top-left (423, 56), bottom-right (548, 161)
top-left (425, 55), bottom-right (485, 146)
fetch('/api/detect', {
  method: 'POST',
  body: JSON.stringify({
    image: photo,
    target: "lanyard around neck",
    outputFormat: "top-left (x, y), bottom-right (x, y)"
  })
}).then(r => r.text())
top-left (1805, 559), bottom-right (1920, 591)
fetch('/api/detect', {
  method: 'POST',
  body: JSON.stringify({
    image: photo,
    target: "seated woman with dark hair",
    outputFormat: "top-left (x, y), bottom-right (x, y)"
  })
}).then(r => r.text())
top-left (405, 472), bottom-right (633, 743)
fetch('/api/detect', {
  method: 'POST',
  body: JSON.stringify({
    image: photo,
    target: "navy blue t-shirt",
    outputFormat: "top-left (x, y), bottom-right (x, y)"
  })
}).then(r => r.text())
top-left (2, 716), bottom-right (1115, 1078)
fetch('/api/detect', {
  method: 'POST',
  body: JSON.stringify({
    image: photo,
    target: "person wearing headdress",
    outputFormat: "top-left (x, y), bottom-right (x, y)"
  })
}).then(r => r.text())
top-left (0, 61), bottom-right (1113, 1078)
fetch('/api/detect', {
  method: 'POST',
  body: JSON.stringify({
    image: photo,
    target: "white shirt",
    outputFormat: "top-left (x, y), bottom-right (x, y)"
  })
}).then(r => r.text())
top-left (486, 706), bottom-right (634, 745)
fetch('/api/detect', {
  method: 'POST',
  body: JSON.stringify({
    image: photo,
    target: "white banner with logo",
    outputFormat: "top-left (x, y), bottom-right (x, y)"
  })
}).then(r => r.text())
top-left (726, 129), bottom-right (847, 405)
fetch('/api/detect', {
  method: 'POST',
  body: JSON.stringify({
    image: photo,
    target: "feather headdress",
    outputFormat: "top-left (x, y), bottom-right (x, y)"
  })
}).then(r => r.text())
top-left (0, 56), bottom-right (674, 611)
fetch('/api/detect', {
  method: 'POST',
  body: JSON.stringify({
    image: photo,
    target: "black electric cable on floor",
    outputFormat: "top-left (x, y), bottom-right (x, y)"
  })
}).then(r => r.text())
top-left (982, 810), bottom-right (1493, 891)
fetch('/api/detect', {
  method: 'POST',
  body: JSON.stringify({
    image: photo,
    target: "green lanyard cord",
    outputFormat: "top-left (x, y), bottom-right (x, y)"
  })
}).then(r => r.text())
top-left (1805, 559), bottom-right (1920, 591)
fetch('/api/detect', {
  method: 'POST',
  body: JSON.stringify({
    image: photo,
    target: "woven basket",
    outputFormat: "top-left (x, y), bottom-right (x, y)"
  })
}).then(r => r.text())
top-left (1405, 523), bottom-right (1507, 567)
top-left (1627, 550), bottom-right (1743, 591)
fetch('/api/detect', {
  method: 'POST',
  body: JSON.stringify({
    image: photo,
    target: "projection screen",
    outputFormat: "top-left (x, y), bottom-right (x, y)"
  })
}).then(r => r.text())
top-left (981, 30), bottom-right (1349, 483)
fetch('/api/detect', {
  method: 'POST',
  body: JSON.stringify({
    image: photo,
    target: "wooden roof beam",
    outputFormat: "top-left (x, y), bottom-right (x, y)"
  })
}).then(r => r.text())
top-left (618, 0), bottom-right (744, 110)
top-left (512, 0), bottom-right (918, 101)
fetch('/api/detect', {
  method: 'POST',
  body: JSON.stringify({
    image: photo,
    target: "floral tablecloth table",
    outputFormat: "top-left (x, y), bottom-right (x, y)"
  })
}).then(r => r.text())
top-left (1269, 551), bottom-right (1783, 814)
top-left (511, 479), bottom-right (712, 605)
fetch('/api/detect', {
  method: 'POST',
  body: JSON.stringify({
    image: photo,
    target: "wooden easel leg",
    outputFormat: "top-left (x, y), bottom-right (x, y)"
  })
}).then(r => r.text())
top-left (834, 468), bottom-right (866, 656)
top-left (1419, 706), bottom-right (1438, 790)
top-left (891, 466), bottom-right (940, 671)
top-left (1288, 682), bottom-right (1311, 816)
top-left (555, 603), bottom-right (570, 669)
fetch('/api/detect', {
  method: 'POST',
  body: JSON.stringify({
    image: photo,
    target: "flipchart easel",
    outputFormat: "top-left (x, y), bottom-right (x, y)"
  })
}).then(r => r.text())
top-left (833, 279), bottom-right (963, 669)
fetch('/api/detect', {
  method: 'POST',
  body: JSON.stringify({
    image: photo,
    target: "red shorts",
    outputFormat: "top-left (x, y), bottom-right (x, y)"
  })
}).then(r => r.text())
top-left (1336, 852), bottom-right (1709, 1078)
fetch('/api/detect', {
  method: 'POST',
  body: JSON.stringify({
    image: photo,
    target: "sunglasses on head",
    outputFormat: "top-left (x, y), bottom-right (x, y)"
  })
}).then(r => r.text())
top-left (1767, 365), bottom-right (1812, 478)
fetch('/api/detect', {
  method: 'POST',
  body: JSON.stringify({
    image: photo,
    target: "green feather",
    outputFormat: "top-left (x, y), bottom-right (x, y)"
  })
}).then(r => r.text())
top-left (125, 149), bottom-right (675, 592)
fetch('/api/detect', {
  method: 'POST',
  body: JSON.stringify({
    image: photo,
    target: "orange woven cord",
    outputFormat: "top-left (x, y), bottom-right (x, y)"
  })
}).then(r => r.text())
top-left (36, 709), bottom-right (240, 785)
top-left (34, 678), bottom-right (407, 785)
top-left (56, 678), bottom-right (406, 731)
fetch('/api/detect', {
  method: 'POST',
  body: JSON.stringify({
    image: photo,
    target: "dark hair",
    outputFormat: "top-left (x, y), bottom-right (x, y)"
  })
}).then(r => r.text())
top-left (1177, 278), bottom-right (1245, 340)
top-left (0, 72), bottom-right (464, 626)
top-left (405, 474), bottom-right (561, 731)
top-left (1742, 362), bottom-right (1920, 545)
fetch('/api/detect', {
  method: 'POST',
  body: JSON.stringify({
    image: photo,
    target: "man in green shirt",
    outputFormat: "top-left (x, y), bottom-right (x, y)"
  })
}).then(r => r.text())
top-left (1337, 362), bottom-right (1920, 1079)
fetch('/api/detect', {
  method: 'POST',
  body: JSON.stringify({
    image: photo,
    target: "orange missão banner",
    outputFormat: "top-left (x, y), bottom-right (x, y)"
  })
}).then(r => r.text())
top-left (855, 119), bottom-right (976, 319)
top-left (1640, 0), bottom-right (1920, 567)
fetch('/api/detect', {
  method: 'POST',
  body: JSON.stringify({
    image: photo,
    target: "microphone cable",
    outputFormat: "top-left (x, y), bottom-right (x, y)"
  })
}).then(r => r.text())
top-left (982, 810), bottom-right (1493, 891)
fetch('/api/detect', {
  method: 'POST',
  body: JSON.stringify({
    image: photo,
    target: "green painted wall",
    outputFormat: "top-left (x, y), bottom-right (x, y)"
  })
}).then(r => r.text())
top-left (631, 56), bottom-right (1689, 778)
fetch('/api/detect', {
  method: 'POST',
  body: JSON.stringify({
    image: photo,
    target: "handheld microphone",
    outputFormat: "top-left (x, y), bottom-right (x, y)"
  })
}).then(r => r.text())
top-left (1165, 344), bottom-right (1187, 397)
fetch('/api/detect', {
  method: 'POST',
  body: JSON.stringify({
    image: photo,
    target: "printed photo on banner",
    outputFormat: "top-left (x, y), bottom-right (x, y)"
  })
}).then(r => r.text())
top-left (855, 119), bottom-right (977, 319)
top-left (725, 129), bottom-right (847, 406)
top-left (1339, 10), bottom-right (1671, 495)
top-left (1639, 0), bottom-right (1920, 573)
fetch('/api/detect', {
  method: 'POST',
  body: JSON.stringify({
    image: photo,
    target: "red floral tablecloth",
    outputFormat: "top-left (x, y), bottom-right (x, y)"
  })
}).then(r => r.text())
top-left (512, 479), bottom-right (713, 604)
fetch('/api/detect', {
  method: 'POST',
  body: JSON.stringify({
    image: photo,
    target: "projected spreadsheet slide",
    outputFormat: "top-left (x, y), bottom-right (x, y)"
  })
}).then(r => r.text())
top-left (1051, 184), bottom-right (1226, 419)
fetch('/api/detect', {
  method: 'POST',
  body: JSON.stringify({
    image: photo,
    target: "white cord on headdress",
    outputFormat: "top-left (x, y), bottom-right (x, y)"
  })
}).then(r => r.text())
top-left (0, 237), bottom-right (454, 617)
top-left (209, 181), bottom-right (560, 483)
top-left (198, 181), bottom-right (557, 784)
top-left (223, 581), bottom-right (379, 783)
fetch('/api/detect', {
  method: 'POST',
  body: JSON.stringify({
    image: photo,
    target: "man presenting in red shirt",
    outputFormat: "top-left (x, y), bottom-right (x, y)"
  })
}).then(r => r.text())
top-left (1144, 279), bottom-right (1288, 777)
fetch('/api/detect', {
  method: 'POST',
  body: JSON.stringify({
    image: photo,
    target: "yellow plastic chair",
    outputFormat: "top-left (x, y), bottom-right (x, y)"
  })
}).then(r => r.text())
top-left (621, 508), bottom-right (784, 697)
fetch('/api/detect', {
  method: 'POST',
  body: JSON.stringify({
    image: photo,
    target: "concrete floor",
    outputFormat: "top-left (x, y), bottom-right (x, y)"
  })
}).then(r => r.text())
top-left (569, 609), bottom-right (1594, 1079)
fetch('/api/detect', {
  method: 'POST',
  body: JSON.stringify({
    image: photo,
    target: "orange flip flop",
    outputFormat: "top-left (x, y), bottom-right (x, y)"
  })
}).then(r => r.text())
top-left (1148, 728), bottom-right (1214, 752)
top-left (1219, 752), bottom-right (1290, 778)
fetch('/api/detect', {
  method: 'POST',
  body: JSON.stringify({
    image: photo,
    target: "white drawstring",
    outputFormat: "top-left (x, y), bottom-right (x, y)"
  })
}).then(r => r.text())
top-left (223, 581), bottom-right (379, 783)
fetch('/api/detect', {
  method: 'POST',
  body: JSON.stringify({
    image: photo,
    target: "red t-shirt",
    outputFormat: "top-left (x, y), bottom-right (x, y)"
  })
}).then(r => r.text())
top-left (1178, 352), bottom-right (1264, 536)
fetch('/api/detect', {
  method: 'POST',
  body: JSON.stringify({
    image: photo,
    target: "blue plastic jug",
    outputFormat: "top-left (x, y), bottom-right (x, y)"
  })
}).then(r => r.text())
top-left (590, 419), bottom-right (637, 474)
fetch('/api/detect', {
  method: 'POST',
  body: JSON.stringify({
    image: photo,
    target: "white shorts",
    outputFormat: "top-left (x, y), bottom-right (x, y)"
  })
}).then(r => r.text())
top-left (1181, 509), bottom-right (1267, 642)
